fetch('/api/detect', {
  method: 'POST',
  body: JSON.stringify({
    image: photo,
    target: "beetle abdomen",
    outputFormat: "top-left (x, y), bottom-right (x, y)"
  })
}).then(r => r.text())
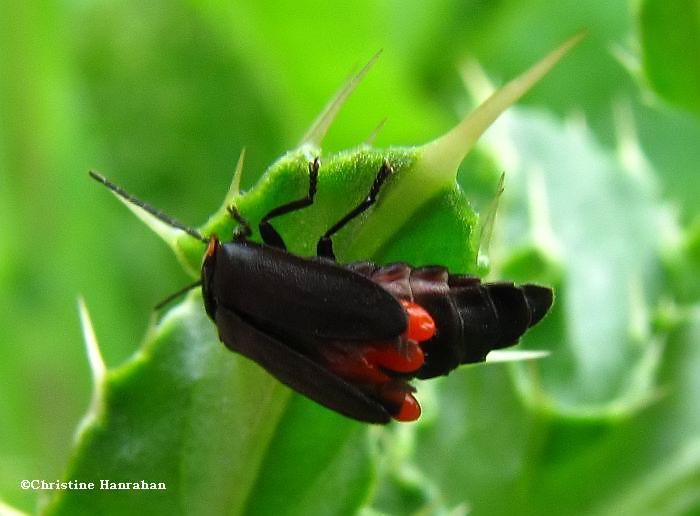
top-left (349, 262), bottom-right (554, 379)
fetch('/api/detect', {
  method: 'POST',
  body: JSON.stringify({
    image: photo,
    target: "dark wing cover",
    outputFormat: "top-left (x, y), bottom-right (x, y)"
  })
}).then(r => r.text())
top-left (211, 241), bottom-right (407, 341)
top-left (216, 306), bottom-right (391, 424)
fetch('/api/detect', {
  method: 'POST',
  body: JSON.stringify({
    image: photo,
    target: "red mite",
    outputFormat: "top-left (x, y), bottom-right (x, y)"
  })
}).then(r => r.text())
top-left (90, 160), bottom-right (553, 424)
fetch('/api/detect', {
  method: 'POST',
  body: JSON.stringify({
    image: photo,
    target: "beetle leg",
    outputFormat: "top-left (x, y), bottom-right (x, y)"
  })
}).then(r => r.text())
top-left (317, 160), bottom-right (392, 260)
top-left (257, 158), bottom-right (320, 249)
top-left (226, 205), bottom-right (253, 239)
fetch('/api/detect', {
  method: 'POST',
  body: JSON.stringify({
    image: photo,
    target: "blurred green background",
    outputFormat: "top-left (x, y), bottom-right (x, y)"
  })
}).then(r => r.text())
top-left (2, 0), bottom-right (700, 514)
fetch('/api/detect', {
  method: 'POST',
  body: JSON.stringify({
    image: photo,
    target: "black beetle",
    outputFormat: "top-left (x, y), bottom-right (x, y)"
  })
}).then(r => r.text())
top-left (90, 159), bottom-right (553, 424)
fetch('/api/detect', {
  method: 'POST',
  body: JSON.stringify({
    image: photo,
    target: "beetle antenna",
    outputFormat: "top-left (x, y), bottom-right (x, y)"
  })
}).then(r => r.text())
top-left (89, 170), bottom-right (208, 244)
top-left (154, 280), bottom-right (202, 311)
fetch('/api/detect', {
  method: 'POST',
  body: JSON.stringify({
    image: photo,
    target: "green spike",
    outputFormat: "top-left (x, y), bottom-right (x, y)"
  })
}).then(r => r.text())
top-left (300, 50), bottom-right (382, 148)
top-left (78, 296), bottom-right (105, 385)
top-left (486, 350), bottom-right (551, 363)
top-left (351, 33), bottom-right (584, 258)
top-left (419, 31), bottom-right (586, 179)
top-left (222, 147), bottom-right (246, 209)
top-left (76, 297), bottom-right (106, 439)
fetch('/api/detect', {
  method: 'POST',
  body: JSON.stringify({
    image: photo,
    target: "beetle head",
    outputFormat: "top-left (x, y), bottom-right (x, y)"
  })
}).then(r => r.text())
top-left (201, 236), bottom-right (220, 320)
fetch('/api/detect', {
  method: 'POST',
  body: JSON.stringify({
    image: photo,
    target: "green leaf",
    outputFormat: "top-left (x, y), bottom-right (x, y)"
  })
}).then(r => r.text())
top-left (8, 1), bottom-right (700, 514)
top-left (382, 102), bottom-right (683, 515)
top-left (639, 0), bottom-right (700, 114)
top-left (665, 218), bottom-right (700, 303)
top-left (496, 113), bottom-right (665, 413)
top-left (49, 143), bottom-right (478, 515)
top-left (46, 296), bottom-right (375, 515)
top-left (47, 36), bottom-right (579, 514)
top-left (192, 146), bottom-right (479, 272)
top-left (50, 138), bottom-right (480, 514)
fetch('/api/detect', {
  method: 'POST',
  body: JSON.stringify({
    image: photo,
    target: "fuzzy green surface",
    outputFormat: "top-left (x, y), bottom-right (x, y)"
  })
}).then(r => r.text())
top-left (43, 296), bottom-right (375, 516)
top-left (639, 0), bottom-right (700, 115)
top-left (179, 146), bottom-right (477, 274)
top-left (43, 144), bottom-right (479, 515)
top-left (3, 1), bottom-right (700, 515)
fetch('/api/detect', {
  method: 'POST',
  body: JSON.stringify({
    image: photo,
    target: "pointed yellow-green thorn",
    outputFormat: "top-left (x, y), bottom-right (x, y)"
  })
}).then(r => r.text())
top-left (224, 146), bottom-right (247, 206)
top-left (421, 31), bottom-right (585, 179)
top-left (418, 31), bottom-right (584, 189)
top-left (486, 350), bottom-right (550, 363)
top-left (352, 32), bottom-right (585, 257)
top-left (76, 297), bottom-right (106, 437)
top-left (78, 296), bottom-right (106, 385)
top-left (120, 192), bottom-right (183, 252)
top-left (200, 147), bottom-right (247, 237)
top-left (90, 170), bottom-right (206, 277)
top-left (477, 172), bottom-right (505, 268)
top-left (300, 50), bottom-right (383, 149)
